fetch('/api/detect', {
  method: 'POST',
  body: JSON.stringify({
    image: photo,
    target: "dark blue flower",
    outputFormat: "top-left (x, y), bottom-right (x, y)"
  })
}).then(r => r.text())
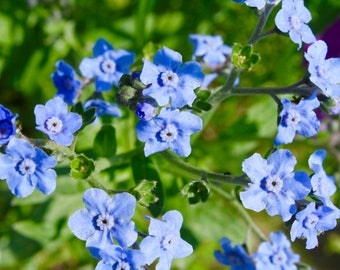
top-left (275, 93), bottom-right (320, 146)
top-left (275, 0), bottom-right (316, 49)
top-left (68, 188), bottom-right (137, 258)
top-left (291, 202), bottom-right (338, 249)
top-left (240, 149), bottom-right (311, 221)
top-left (52, 60), bottom-right (81, 105)
top-left (79, 38), bottom-right (135, 91)
top-left (189, 34), bottom-right (232, 68)
top-left (34, 97), bottom-right (82, 146)
top-left (305, 40), bottom-right (340, 98)
top-left (0, 138), bottom-right (57, 198)
top-left (214, 237), bottom-right (255, 270)
top-left (0, 105), bottom-right (18, 147)
top-left (139, 210), bottom-right (193, 270)
top-left (136, 107), bottom-right (202, 157)
top-left (84, 99), bottom-right (122, 118)
top-left (253, 231), bottom-right (300, 269)
top-left (140, 46), bottom-right (204, 108)
top-left (95, 245), bottom-right (146, 270)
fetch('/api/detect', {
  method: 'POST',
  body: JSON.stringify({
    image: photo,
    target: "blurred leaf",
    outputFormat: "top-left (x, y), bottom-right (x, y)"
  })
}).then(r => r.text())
top-left (93, 124), bottom-right (117, 157)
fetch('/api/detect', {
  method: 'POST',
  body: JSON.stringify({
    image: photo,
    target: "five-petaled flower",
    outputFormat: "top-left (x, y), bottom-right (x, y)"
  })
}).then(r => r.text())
top-left (68, 188), bottom-right (137, 258)
top-left (0, 104), bottom-right (18, 147)
top-left (0, 138), bottom-right (57, 198)
top-left (274, 93), bottom-right (320, 146)
top-left (253, 231), bottom-right (300, 269)
top-left (34, 96), bottom-right (82, 146)
top-left (290, 202), bottom-right (338, 249)
top-left (52, 60), bottom-right (81, 105)
top-left (240, 149), bottom-right (311, 221)
top-left (136, 107), bottom-right (202, 157)
top-left (79, 38), bottom-right (135, 91)
top-left (275, 0), bottom-right (316, 50)
top-left (214, 237), bottom-right (256, 270)
top-left (304, 40), bottom-right (340, 98)
top-left (95, 245), bottom-right (146, 270)
top-left (140, 46), bottom-right (204, 108)
top-left (139, 210), bottom-right (193, 270)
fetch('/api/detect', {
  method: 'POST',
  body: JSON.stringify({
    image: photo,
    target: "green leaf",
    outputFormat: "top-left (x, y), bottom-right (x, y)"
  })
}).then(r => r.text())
top-left (196, 90), bottom-right (211, 100)
top-left (131, 153), bottom-right (164, 216)
top-left (194, 100), bottom-right (212, 112)
top-left (93, 124), bottom-right (117, 158)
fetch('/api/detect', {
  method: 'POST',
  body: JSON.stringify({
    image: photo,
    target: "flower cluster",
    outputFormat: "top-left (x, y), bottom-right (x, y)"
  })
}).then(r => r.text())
top-left (68, 188), bottom-right (192, 269)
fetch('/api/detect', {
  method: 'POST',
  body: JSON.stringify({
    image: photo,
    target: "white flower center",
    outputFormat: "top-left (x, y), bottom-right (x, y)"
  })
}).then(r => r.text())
top-left (160, 124), bottom-right (178, 142)
top-left (290, 15), bottom-right (301, 30)
top-left (160, 233), bottom-right (176, 251)
top-left (18, 158), bottom-right (37, 175)
top-left (115, 261), bottom-right (130, 270)
top-left (45, 116), bottom-right (63, 134)
top-left (160, 70), bottom-right (179, 88)
top-left (303, 213), bottom-right (319, 229)
top-left (101, 58), bottom-right (116, 74)
top-left (96, 213), bottom-right (115, 230)
top-left (271, 249), bottom-right (288, 265)
top-left (265, 175), bottom-right (283, 193)
top-left (286, 109), bottom-right (301, 126)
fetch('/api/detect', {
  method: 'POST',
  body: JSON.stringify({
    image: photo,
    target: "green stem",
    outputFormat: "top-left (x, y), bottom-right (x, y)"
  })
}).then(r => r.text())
top-left (158, 151), bottom-right (250, 186)
top-left (211, 185), bottom-right (268, 242)
top-left (231, 85), bottom-right (318, 96)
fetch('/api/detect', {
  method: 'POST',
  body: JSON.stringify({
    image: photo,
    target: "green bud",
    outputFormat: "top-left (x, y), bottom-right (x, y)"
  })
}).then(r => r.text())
top-left (131, 179), bottom-right (159, 207)
top-left (115, 85), bottom-right (139, 107)
top-left (231, 43), bottom-right (260, 70)
top-left (181, 180), bottom-right (210, 204)
top-left (70, 154), bottom-right (95, 179)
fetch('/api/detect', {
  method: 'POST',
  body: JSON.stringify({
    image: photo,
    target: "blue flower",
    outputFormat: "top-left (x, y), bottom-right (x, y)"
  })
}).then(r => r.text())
top-left (253, 231), bottom-right (300, 269)
top-left (233, 0), bottom-right (279, 10)
top-left (84, 99), bottom-right (122, 118)
top-left (189, 34), bottom-right (232, 68)
top-left (135, 101), bottom-right (157, 121)
top-left (140, 46), bottom-right (204, 108)
top-left (275, 0), bottom-right (316, 49)
top-left (136, 107), bottom-right (202, 157)
top-left (79, 38), bottom-right (135, 91)
top-left (304, 40), bottom-right (340, 98)
top-left (0, 105), bottom-right (18, 147)
top-left (95, 245), bottom-right (146, 270)
top-left (52, 60), bottom-right (81, 105)
top-left (0, 138), bottom-right (57, 198)
top-left (274, 93), bottom-right (320, 146)
top-left (68, 188), bottom-right (137, 258)
top-left (214, 237), bottom-right (256, 270)
top-left (291, 202), bottom-right (338, 249)
top-left (34, 97), bottom-right (82, 146)
top-left (139, 210), bottom-right (193, 270)
top-left (240, 149), bottom-right (311, 221)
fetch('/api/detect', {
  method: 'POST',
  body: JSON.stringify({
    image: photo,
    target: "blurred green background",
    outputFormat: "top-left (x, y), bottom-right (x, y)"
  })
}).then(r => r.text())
top-left (1, 0), bottom-right (340, 269)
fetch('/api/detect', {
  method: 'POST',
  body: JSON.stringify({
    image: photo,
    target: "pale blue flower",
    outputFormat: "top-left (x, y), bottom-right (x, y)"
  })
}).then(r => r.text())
top-left (291, 202), bottom-right (338, 249)
top-left (0, 105), bottom-right (18, 147)
top-left (275, 0), bottom-right (316, 49)
top-left (0, 138), bottom-right (57, 198)
top-left (240, 150), bottom-right (311, 221)
top-left (136, 107), bottom-right (202, 157)
top-left (274, 93), bottom-right (320, 146)
top-left (68, 188), bottom-right (137, 258)
top-left (253, 231), bottom-right (300, 270)
top-left (140, 210), bottom-right (193, 270)
top-left (84, 99), bottom-right (122, 118)
top-left (79, 38), bottom-right (135, 91)
top-left (305, 40), bottom-right (340, 98)
top-left (140, 46), bottom-right (204, 108)
top-left (233, 0), bottom-right (279, 10)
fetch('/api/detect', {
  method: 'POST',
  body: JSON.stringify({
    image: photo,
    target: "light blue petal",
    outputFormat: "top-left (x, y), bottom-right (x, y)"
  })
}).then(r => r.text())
top-left (140, 59), bottom-right (161, 86)
top-left (109, 192), bottom-right (136, 220)
top-left (153, 47), bottom-right (182, 71)
top-left (63, 112), bottom-right (82, 133)
top-left (140, 236), bottom-right (162, 264)
top-left (240, 188), bottom-right (267, 212)
top-left (268, 149), bottom-right (296, 176)
top-left (68, 208), bottom-right (95, 240)
top-left (83, 188), bottom-right (111, 215)
top-left (34, 169), bottom-right (57, 195)
top-left (172, 238), bottom-right (193, 259)
top-left (7, 173), bottom-right (35, 198)
top-left (170, 134), bottom-right (191, 157)
top-left (242, 153), bottom-right (271, 183)
top-left (112, 221), bottom-right (137, 247)
top-left (79, 57), bottom-right (100, 78)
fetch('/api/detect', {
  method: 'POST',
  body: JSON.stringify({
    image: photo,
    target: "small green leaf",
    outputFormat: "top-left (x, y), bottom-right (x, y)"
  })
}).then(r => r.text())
top-left (93, 124), bottom-right (117, 158)
top-left (196, 90), bottom-right (211, 100)
top-left (70, 154), bottom-right (95, 179)
top-left (82, 107), bottom-right (97, 126)
top-left (195, 100), bottom-right (212, 111)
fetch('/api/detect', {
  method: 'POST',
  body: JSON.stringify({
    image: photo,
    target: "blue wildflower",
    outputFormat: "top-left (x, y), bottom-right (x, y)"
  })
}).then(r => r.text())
top-left (214, 237), bottom-right (256, 270)
top-left (253, 231), bottom-right (300, 269)
top-left (136, 107), bottom-right (202, 157)
top-left (139, 210), bottom-right (193, 270)
top-left (0, 138), bottom-right (57, 198)
top-left (291, 202), bottom-right (338, 249)
top-left (189, 34), bottom-right (232, 69)
top-left (135, 101), bottom-right (157, 121)
top-left (233, 0), bottom-right (279, 10)
top-left (275, 0), bottom-right (316, 50)
top-left (274, 93), bottom-right (320, 146)
top-left (0, 105), bottom-right (18, 147)
top-left (68, 188), bottom-right (137, 258)
top-left (34, 97), bottom-right (82, 146)
top-left (84, 99), bottom-right (122, 118)
top-left (240, 149), bottom-right (311, 221)
top-left (79, 38), bottom-right (135, 91)
top-left (95, 245), bottom-right (146, 270)
top-left (52, 60), bottom-right (81, 105)
top-left (140, 46), bottom-right (204, 108)
top-left (305, 40), bottom-right (340, 98)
